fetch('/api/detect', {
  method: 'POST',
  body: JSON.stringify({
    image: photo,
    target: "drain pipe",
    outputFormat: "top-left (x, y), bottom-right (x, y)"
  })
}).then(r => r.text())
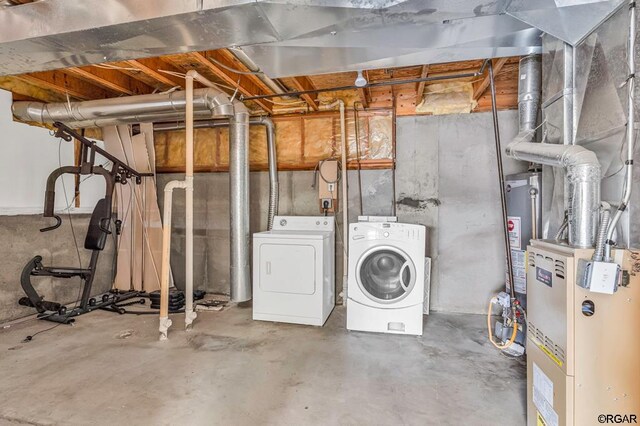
top-left (230, 101), bottom-right (252, 302)
top-left (160, 70), bottom-right (233, 339)
top-left (320, 100), bottom-right (348, 303)
top-left (604, 0), bottom-right (636, 261)
top-left (153, 117), bottom-right (279, 230)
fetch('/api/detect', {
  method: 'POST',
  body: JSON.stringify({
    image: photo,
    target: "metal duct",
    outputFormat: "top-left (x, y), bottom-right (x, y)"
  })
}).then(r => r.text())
top-left (228, 47), bottom-right (288, 96)
top-left (517, 55), bottom-right (542, 142)
top-left (229, 101), bottom-right (251, 303)
top-left (257, 116), bottom-right (279, 231)
top-left (153, 117), bottom-right (279, 231)
top-left (12, 89), bottom-right (234, 128)
top-left (505, 141), bottom-right (601, 248)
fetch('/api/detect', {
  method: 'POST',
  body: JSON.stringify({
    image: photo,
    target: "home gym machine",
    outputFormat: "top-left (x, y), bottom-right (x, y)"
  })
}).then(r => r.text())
top-left (18, 122), bottom-right (154, 324)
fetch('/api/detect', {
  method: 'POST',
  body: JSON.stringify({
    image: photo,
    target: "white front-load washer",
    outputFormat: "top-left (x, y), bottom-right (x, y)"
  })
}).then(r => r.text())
top-left (347, 219), bottom-right (425, 335)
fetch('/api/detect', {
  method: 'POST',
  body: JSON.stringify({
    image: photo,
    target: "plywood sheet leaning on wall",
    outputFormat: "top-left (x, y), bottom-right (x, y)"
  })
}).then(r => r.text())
top-left (103, 125), bottom-right (163, 292)
top-left (153, 110), bottom-right (395, 172)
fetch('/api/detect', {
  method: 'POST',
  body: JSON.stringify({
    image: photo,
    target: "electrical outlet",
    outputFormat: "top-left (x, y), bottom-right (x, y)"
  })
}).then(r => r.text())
top-left (321, 199), bottom-right (333, 210)
top-left (327, 183), bottom-right (335, 193)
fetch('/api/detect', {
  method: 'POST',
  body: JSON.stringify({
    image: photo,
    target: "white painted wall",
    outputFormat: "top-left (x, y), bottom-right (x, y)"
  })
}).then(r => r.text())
top-left (0, 89), bottom-right (104, 215)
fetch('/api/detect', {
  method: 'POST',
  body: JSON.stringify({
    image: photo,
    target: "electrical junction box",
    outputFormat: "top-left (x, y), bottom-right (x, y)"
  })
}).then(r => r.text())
top-left (577, 259), bottom-right (621, 294)
top-left (317, 160), bottom-right (339, 213)
top-left (526, 240), bottom-right (640, 426)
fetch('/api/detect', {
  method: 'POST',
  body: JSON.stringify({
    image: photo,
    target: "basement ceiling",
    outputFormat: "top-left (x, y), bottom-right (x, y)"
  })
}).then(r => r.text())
top-left (0, 0), bottom-right (622, 79)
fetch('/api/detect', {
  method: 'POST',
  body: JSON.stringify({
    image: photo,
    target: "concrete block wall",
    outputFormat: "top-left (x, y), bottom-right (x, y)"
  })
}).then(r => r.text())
top-left (157, 110), bottom-right (526, 314)
top-left (0, 215), bottom-right (115, 323)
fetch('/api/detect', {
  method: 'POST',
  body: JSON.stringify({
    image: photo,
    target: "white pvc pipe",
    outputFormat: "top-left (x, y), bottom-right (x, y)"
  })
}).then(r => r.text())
top-left (159, 70), bottom-right (231, 340)
top-left (159, 179), bottom-right (187, 340)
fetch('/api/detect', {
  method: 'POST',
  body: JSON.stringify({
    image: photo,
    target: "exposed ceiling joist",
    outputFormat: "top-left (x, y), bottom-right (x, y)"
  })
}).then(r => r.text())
top-left (357, 88), bottom-right (370, 109)
top-left (473, 57), bottom-right (509, 101)
top-left (122, 58), bottom-right (185, 90)
top-left (287, 77), bottom-right (318, 111)
top-left (187, 51), bottom-right (272, 113)
top-left (15, 71), bottom-right (112, 101)
top-left (214, 49), bottom-right (276, 96)
top-left (415, 65), bottom-right (430, 103)
top-left (65, 66), bottom-right (153, 96)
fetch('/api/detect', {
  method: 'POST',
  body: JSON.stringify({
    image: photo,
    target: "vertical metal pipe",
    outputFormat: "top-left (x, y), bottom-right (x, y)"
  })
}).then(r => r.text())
top-left (605, 0), bottom-right (636, 261)
top-left (230, 101), bottom-right (251, 302)
top-left (184, 71), bottom-right (196, 329)
top-left (489, 61), bottom-right (515, 299)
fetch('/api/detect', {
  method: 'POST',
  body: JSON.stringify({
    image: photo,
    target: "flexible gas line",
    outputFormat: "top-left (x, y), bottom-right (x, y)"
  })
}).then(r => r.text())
top-left (486, 297), bottom-right (518, 350)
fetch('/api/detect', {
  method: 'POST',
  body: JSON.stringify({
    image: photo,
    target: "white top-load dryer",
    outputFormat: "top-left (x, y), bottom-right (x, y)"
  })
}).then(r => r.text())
top-left (347, 219), bottom-right (426, 335)
top-left (253, 216), bottom-right (335, 326)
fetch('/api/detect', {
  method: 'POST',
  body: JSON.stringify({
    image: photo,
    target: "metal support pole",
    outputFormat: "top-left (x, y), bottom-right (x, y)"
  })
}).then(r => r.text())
top-left (489, 61), bottom-right (516, 299)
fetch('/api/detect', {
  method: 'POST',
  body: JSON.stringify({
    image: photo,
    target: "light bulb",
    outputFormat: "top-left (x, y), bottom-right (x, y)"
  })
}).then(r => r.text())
top-left (355, 70), bottom-right (367, 87)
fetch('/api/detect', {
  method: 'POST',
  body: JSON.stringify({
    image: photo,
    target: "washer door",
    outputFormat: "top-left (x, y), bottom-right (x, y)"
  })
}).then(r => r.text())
top-left (356, 245), bottom-right (416, 304)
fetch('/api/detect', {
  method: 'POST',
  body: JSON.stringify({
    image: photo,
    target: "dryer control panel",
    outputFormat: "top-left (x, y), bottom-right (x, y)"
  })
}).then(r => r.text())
top-left (272, 216), bottom-right (335, 232)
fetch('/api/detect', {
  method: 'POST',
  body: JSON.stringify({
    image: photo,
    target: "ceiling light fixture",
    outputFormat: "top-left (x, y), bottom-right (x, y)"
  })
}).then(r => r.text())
top-left (354, 70), bottom-right (368, 87)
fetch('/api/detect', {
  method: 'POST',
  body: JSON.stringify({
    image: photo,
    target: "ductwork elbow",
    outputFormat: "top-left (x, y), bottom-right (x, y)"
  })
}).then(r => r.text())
top-left (206, 90), bottom-right (234, 118)
top-left (506, 141), bottom-right (601, 248)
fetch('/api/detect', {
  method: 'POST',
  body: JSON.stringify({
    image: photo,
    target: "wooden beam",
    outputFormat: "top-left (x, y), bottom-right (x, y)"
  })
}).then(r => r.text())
top-left (415, 65), bottom-right (430, 102)
top-left (473, 57), bottom-right (508, 101)
top-left (14, 70), bottom-right (112, 100)
top-left (215, 49), bottom-right (276, 96)
top-left (0, 76), bottom-right (67, 103)
top-left (189, 51), bottom-right (273, 113)
top-left (65, 66), bottom-right (153, 96)
top-left (123, 58), bottom-right (185, 89)
top-left (287, 76), bottom-right (319, 111)
top-left (357, 88), bottom-right (370, 108)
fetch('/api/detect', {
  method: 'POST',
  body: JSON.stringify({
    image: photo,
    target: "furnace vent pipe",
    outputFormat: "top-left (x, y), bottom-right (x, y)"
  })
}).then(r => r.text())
top-left (506, 142), bottom-right (601, 248)
top-left (153, 117), bottom-right (279, 230)
top-left (12, 89), bottom-right (234, 127)
top-left (229, 101), bottom-right (251, 302)
top-left (516, 55), bottom-right (542, 142)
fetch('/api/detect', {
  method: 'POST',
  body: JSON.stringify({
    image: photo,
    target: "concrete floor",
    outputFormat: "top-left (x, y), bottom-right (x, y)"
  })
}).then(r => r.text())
top-left (0, 306), bottom-right (526, 426)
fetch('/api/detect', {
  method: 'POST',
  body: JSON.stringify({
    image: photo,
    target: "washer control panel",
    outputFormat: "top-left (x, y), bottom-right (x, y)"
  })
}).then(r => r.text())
top-left (272, 216), bottom-right (335, 232)
top-left (350, 222), bottom-right (425, 241)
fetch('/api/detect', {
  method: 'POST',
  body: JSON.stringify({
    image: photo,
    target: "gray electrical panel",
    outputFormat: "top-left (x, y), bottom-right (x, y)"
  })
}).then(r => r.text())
top-left (505, 171), bottom-right (541, 309)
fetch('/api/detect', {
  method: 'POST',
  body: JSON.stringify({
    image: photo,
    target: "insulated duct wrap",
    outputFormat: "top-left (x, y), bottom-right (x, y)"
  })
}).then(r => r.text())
top-left (506, 141), bottom-right (601, 248)
top-left (11, 88), bottom-right (234, 128)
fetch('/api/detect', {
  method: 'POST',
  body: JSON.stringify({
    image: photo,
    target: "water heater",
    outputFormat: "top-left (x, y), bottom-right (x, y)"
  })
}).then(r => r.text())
top-left (505, 171), bottom-right (541, 309)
